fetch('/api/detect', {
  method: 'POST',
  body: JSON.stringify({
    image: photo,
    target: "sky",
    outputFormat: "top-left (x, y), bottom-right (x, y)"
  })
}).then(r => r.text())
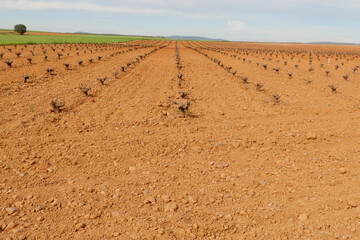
top-left (1, 0), bottom-right (360, 43)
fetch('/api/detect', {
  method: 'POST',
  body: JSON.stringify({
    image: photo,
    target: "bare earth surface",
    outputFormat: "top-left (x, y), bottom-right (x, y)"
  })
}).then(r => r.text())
top-left (1, 40), bottom-right (360, 239)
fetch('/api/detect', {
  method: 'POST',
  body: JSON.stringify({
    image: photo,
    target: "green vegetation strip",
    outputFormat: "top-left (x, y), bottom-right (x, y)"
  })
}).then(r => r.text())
top-left (0, 33), bottom-right (159, 45)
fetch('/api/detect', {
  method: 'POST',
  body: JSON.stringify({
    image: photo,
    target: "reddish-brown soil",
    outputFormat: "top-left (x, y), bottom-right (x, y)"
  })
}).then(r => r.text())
top-left (1, 40), bottom-right (360, 239)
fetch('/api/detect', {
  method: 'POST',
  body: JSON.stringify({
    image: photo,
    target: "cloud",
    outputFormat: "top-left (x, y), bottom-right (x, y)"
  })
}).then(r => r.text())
top-left (2, 0), bottom-right (179, 15)
top-left (227, 20), bottom-right (245, 32)
top-left (2, 0), bottom-right (360, 42)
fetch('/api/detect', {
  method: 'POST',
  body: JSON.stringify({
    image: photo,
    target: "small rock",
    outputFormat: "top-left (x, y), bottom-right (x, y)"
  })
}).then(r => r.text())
top-left (219, 163), bottom-right (229, 168)
top-left (5, 208), bottom-right (18, 215)
top-left (161, 195), bottom-right (171, 203)
top-left (37, 216), bottom-right (45, 221)
top-left (129, 166), bottom-right (136, 172)
top-left (158, 228), bottom-right (165, 235)
top-left (338, 168), bottom-right (347, 174)
top-left (232, 142), bottom-right (240, 148)
top-left (188, 196), bottom-right (197, 204)
top-left (348, 200), bottom-right (357, 208)
top-left (144, 196), bottom-right (156, 205)
top-left (306, 131), bottom-right (317, 140)
top-left (34, 206), bottom-right (44, 212)
top-left (75, 223), bottom-right (86, 231)
top-left (164, 203), bottom-right (178, 212)
top-left (329, 180), bottom-right (336, 186)
top-left (14, 201), bottom-right (24, 208)
top-left (5, 221), bottom-right (17, 230)
top-left (112, 211), bottom-right (120, 217)
top-left (298, 213), bottom-right (308, 222)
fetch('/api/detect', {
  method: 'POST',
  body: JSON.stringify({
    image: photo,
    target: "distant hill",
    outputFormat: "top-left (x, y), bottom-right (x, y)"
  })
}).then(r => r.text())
top-left (74, 32), bottom-right (158, 38)
top-left (166, 36), bottom-right (226, 41)
top-left (307, 41), bottom-right (360, 46)
top-left (75, 32), bottom-right (226, 41)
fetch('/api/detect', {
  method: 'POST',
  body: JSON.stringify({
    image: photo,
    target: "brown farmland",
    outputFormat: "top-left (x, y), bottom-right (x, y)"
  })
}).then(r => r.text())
top-left (1, 40), bottom-right (360, 239)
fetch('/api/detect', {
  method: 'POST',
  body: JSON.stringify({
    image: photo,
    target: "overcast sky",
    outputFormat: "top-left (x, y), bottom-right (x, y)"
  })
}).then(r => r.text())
top-left (1, 0), bottom-right (359, 42)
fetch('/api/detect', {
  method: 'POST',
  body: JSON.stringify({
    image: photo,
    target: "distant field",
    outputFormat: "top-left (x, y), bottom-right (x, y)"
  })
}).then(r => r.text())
top-left (0, 30), bottom-right (158, 45)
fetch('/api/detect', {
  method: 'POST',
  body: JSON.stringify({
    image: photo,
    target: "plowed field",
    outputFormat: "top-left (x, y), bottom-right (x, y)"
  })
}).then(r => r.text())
top-left (1, 40), bottom-right (360, 239)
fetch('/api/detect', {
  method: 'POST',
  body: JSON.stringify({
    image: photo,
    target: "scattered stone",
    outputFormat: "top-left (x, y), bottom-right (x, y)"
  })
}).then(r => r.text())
top-left (145, 196), bottom-right (156, 205)
top-left (5, 207), bottom-right (18, 215)
top-left (348, 200), bottom-right (357, 208)
top-left (5, 221), bottom-right (17, 230)
top-left (338, 168), bottom-right (347, 174)
top-left (75, 223), bottom-right (86, 231)
top-left (164, 202), bottom-right (178, 212)
top-left (37, 216), bottom-right (45, 221)
top-left (218, 163), bottom-right (229, 168)
top-left (129, 166), bottom-right (136, 172)
top-left (161, 195), bottom-right (171, 203)
top-left (112, 211), bottom-right (120, 217)
top-left (14, 201), bottom-right (24, 208)
top-left (188, 196), bottom-right (197, 204)
top-left (306, 131), bottom-right (317, 140)
top-left (34, 206), bottom-right (44, 212)
top-left (298, 213), bottom-right (308, 222)
top-left (224, 214), bottom-right (233, 221)
top-left (158, 228), bottom-right (165, 235)
top-left (232, 142), bottom-right (240, 148)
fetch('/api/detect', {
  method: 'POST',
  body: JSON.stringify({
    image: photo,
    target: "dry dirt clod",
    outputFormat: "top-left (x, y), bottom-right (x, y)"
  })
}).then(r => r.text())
top-left (164, 202), bottom-right (178, 212)
top-left (306, 131), bottom-right (317, 140)
top-left (5, 221), bottom-right (17, 230)
top-left (5, 207), bottom-right (18, 215)
top-left (75, 223), bottom-right (86, 231)
top-left (338, 167), bottom-right (347, 174)
top-left (298, 213), bottom-right (308, 222)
